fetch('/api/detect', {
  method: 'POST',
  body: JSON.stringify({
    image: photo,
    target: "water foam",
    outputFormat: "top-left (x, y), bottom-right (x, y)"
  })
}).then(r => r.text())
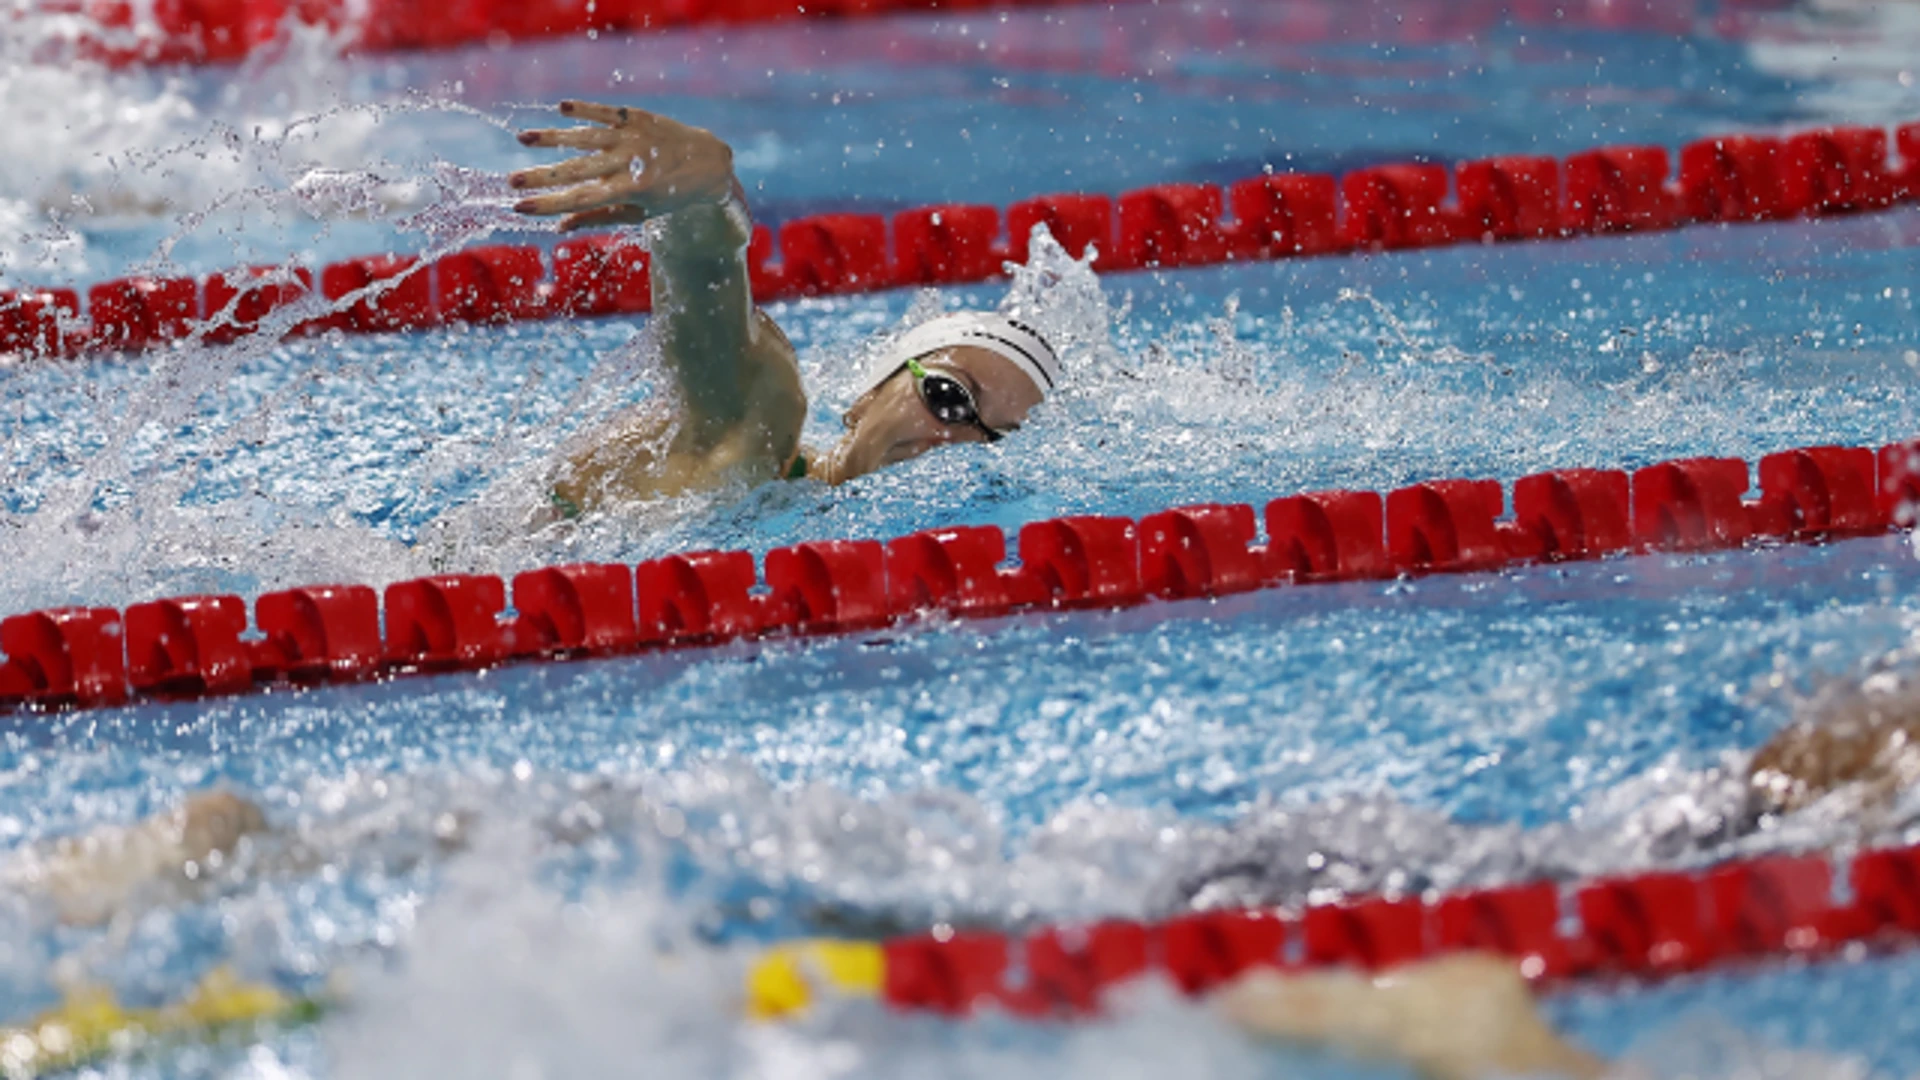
top-left (152, 754), bottom-right (1913, 1080)
top-left (3, 9), bottom-right (1919, 1078)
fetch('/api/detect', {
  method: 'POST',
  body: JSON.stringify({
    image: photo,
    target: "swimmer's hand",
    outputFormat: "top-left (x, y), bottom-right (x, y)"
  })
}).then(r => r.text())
top-left (510, 100), bottom-right (736, 233)
top-left (1217, 953), bottom-right (1608, 1080)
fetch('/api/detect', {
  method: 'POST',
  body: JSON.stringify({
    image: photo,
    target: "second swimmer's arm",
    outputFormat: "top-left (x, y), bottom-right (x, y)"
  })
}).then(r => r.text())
top-left (1745, 675), bottom-right (1920, 815)
top-left (2, 792), bottom-right (267, 928)
top-left (1217, 953), bottom-right (1609, 1080)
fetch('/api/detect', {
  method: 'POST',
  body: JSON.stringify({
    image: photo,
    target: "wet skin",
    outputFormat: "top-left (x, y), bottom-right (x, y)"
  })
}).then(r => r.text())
top-left (824, 343), bottom-right (1044, 483)
top-left (510, 101), bottom-right (1043, 515)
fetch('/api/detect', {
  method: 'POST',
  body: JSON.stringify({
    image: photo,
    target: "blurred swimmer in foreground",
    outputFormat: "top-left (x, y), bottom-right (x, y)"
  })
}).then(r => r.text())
top-left (0, 791), bottom-right (266, 928)
top-left (505, 101), bottom-right (1060, 517)
top-left (15, 669), bottom-right (1920, 1077)
top-left (4, 792), bottom-right (1610, 1078)
top-left (1744, 664), bottom-right (1920, 818)
top-left (1216, 665), bottom-right (1920, 1078)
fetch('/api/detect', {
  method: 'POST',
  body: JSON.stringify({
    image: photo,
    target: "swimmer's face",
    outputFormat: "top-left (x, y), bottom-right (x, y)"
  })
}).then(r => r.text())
top-left (825, 344), bottom-right (1045, 483)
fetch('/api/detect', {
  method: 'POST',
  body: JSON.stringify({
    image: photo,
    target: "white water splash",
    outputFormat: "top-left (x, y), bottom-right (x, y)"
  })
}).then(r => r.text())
top-left (220, 758), bottom-right (1903, 1080)
top-left (0, 13), bottom-right (364, 223)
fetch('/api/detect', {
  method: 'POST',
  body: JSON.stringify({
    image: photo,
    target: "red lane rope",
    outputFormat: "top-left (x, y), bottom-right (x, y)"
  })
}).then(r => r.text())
top-left (1, 436), bottom-right (1915, 714)
top-left (867, 840), bottom-right (1920, 1016)
top-left (3, 118), bottom-right (1916, 363)
top-left (52, 0), bottom-right (1786, 69)
top-left (59, 0), bottom-right (1116, 67)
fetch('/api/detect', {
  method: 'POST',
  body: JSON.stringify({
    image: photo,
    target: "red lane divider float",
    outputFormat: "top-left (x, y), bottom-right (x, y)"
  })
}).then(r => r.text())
top-left (868, 843), bottom-right (1920, 1018)
top-left (63, 0), bottom-right (1121, 67)
top-left (5, 118), bottom-right (1919, 363)
top-left (2, 436), bottom-right (1916, 714)
top-left (59, 0), bottom-right (1818, 71)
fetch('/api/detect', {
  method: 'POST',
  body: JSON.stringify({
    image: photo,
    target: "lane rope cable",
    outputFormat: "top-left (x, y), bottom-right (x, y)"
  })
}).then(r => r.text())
top-left (1, 436), bottom-right (1915, 715)
top-left (3, 117), bottom-right (1917, 362)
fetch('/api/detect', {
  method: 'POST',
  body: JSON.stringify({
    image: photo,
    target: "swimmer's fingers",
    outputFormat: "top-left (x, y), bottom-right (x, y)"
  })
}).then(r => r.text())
top-left (557, 206), bottom-right (650, 233)
top-left (556, 99), bottom-right (657, 128)
top-left (516, 126), bottom-right (622, 152)
top-left (512, 179), bottom-right (625, 218)
top-left (516, 102), bottom-right (732, 219)
top-left (509, 152), bottom-right (626, 191)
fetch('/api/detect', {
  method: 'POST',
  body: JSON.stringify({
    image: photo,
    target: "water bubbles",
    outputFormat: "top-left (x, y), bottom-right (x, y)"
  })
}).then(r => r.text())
top-left (1, 7), bottom-right (1919, 1076)
top-left (289, 167), bottom-right (415, 219)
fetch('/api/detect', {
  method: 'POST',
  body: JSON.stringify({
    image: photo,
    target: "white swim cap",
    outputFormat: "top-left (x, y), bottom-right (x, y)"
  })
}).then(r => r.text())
top-left (857, 312), bottom-right (1061, 402)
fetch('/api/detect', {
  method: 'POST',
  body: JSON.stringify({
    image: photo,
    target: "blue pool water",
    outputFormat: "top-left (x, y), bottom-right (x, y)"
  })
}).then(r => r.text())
top-left (4, 0), bottom-right (1920, 1076)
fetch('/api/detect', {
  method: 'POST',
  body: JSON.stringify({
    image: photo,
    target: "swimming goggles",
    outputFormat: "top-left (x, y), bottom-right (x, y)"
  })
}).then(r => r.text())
top-left (905, 357), bottom-right (1003, 443)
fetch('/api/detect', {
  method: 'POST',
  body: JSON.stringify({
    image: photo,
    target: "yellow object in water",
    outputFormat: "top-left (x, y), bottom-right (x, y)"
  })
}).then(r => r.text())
top-left (0, 967), bottom-right (317, 1078)
top-left (745, 939), bottom-right (884, 1020)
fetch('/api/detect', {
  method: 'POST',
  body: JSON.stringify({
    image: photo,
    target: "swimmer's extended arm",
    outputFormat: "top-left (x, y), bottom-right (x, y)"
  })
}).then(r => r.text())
top-left (512, 102), bottom-right (804, 492)
top-left (1746, 676), bottom-right (1920, 815)
top-left (1217, 953), bottom-right (1609, 1080)
top-left (750, 942), bottom-right (1607, 1079)
top-left (0, 792), bottom-right (267, 927)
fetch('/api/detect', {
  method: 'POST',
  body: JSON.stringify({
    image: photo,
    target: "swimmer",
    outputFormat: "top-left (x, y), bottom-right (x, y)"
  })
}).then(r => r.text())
top-left (0, 791), bottom-right (1605, 1078)
top-left (1215, 669), bottom-right (1920, 1079)
top-left (1745, 662), bottom-right (1920, 818)
top-left (18, 667), bottom-right (1920, 1079)
top-left (13, 794), bottom-right (1604, 1079)
top-left (1216, 953), bottom-right (1607, 1079)
top-left (0, 791), bottom-right (266, 928)
top-left (507, 101), bottom-right (1061, 517)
